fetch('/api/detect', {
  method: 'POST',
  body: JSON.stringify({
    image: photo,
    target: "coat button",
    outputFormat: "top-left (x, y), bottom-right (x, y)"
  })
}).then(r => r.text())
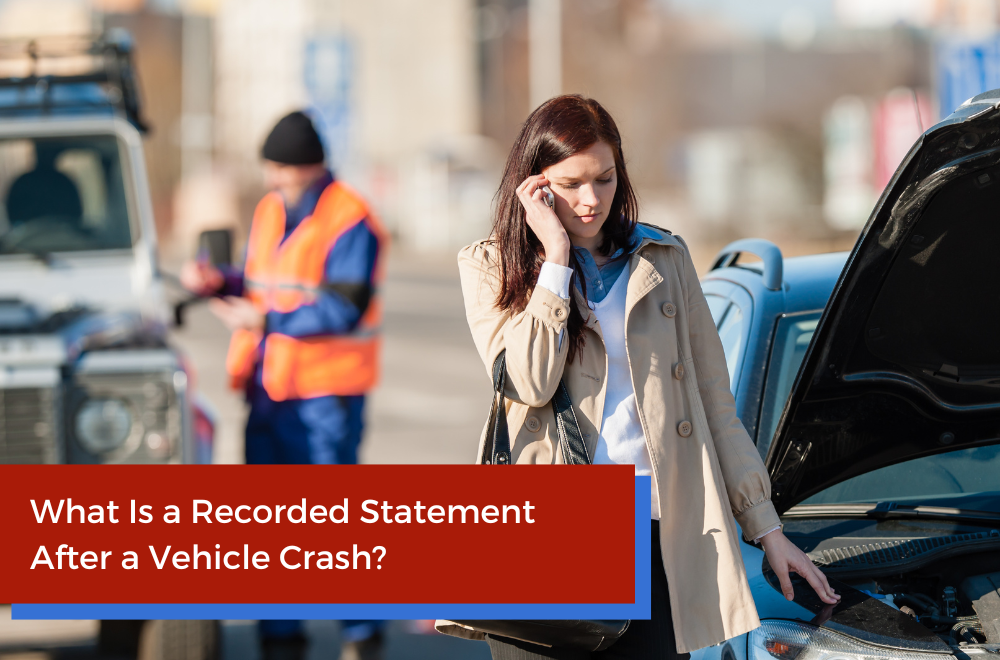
top-left (677, 420), bottom-right (693, 437)
top-left (673, 362), bottom-right (685, 380)
top-left (526, 416), bottom-right (541, 432)
top-left (661, 302), bottom-right (676, 318)
top-left (642, 250), bottom-right (653, 261)
top-left (555, 308), bottom-right (566, 319)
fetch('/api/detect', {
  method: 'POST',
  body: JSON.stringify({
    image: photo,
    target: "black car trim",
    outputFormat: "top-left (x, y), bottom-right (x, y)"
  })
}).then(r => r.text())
top-left (785, 502), bottom-right (1000, 524)
top-left (806, 528), bottom-right (1000, 578)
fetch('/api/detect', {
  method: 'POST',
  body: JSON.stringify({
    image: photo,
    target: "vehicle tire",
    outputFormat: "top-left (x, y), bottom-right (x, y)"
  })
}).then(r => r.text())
top-left (137, 619), bottom-right (220, 660)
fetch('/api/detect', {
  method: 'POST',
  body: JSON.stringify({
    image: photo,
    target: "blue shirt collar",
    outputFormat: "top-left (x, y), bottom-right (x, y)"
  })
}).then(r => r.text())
top-left (571, 222), bottom-right (663, 260)
top-left (284, 169), bottom-right (335, 234)
top-left (573, 223), bottom-right (664, 302)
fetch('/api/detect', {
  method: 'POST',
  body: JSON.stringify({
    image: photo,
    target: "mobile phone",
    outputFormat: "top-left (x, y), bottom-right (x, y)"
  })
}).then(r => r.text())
top-left (541, 185), bottom-right (555, 208)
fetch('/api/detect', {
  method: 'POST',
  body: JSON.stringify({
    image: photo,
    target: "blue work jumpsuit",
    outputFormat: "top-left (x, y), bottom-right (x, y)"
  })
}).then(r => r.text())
top-left (220, 170), bottom-right (383, 643)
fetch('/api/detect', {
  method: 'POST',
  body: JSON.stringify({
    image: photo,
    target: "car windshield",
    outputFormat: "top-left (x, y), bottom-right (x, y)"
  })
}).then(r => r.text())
top-left (756, 312), bottom-right (821, 459)
top-left (802, 445), bottom-right (1000, 506)
top-left (0, 135), bottom-right (133, 255)
top-left (760, 314), bottom-right (1000, 509)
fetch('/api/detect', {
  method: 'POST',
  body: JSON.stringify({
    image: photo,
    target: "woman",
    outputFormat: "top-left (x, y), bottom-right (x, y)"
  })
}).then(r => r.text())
top-left (442, 96), bottom-right (839, 659)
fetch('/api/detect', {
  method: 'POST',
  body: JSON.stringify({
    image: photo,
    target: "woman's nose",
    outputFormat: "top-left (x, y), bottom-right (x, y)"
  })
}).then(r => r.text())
top-left (579, 184), bottom-right (600, 208)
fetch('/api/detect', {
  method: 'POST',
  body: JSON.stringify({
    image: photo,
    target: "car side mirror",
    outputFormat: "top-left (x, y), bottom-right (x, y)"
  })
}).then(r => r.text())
top-left (197, 229), bottom-right (233, 267)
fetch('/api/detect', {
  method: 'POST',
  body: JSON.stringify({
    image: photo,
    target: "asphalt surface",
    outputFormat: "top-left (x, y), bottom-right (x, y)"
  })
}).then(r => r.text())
top-left (0, 248), bottom-right (494, 659)
top-left (169, 247), bottom-right (493, 467)
top-left (0, 613), bottom-right (491, 659)
top-left (0, 237), bottom-right (852, 658)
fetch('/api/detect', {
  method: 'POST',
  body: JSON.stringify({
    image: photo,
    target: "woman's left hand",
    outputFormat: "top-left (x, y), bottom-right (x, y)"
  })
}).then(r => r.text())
top-left (759, 529), bottom-right (840, 604)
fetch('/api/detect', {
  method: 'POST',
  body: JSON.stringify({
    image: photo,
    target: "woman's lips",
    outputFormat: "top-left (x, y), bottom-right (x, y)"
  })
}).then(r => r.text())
top-left (577, 213), bottom-right (599, 223)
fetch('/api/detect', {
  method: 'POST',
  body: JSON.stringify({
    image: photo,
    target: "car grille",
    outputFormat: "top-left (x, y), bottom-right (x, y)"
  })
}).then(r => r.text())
top-left (0, 387), bottom-right (58, 463)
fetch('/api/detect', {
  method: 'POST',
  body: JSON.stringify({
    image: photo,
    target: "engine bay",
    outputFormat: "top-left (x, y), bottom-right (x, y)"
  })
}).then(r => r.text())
top-left (844, 565), bottom-right (1000, 646)
top-left (781, 517), bottom-right (1000, 649)
top-left (819, 539), bottom-right (1000, 647)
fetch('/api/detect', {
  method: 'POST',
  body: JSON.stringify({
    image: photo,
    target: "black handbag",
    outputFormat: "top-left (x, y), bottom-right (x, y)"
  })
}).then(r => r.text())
top-left (453, 351), bottom-right (630, 652)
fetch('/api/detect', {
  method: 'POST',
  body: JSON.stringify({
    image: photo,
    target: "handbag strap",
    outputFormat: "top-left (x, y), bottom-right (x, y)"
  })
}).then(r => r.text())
top-left (483, 352), bottom-right (511, 464)
top-left (552, 380), bottom-right (591, 465)
top-left (482, 350), bottom-right (591, 465)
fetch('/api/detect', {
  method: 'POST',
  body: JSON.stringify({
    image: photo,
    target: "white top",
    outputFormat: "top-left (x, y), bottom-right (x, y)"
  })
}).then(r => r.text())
top-left (535, 261), bottom-right (779, 539)
top-left (589, 270), bottom-right (659, 520)
top-left (537, 262), bottom-right (659, 520)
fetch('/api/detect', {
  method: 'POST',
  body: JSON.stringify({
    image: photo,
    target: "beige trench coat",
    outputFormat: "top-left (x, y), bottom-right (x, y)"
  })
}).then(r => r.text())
top-left (437, 226), bottom-right (782, 653)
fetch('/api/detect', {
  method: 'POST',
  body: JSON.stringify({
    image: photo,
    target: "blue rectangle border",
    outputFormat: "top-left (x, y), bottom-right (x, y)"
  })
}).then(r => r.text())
top-left (14, 477), bottom-right (652, 620)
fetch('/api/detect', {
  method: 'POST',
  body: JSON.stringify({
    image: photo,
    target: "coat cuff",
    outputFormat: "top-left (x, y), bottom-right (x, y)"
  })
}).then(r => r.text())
top-left (735, 499), bottom-right (781, 542)
top-left (525, 282), bottom-right (571, 330)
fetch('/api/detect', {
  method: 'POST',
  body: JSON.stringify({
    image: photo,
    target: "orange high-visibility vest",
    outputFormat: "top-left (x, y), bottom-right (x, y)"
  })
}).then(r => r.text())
top-left (224, 181), bottom-right (388, 401)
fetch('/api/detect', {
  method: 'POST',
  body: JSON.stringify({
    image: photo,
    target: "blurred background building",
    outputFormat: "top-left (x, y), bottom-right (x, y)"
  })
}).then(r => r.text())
top-left (0, 0), bottom-right (998, 256)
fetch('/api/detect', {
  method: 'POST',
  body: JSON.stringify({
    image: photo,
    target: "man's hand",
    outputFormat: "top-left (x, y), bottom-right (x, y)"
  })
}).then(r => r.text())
top-left (759, 529), bottom-right (840, 605)
top-left (208, 296), bottom-right (265, 332)
top-left (180, 260), bottom-right (224, 296)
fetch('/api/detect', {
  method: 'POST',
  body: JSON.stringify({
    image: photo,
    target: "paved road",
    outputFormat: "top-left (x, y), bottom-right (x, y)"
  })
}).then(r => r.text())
top-left (0, 249), bottom-right (494, 659)
top-left (1, 237), bottom-right (853, 658)
top-left (170, 247), bottom-right (492, 467)
top-left (167, 236), bottom-right (855, 467)
top-left (0, 611), bottom-right (490, 659)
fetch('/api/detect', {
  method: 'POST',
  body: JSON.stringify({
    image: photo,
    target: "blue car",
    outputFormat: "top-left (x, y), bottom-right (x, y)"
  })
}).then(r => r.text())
top-left (691, 89), bottom-right (1000, 660)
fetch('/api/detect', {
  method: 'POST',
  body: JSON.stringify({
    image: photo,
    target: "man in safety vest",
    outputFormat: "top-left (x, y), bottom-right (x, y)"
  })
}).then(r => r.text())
top-left (181, 111), bottom-right (387, 660)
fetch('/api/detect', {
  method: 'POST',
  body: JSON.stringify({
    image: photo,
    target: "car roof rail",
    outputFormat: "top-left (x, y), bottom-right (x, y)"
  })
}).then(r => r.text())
top-left (0, 30), bottom-right (148, 132)
top-left (711, 238), bottom-right (783, 291)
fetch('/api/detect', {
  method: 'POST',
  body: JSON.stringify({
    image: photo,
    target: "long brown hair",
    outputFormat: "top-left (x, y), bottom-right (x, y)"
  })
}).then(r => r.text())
top-left (491, 95), bottom-right (638, 362)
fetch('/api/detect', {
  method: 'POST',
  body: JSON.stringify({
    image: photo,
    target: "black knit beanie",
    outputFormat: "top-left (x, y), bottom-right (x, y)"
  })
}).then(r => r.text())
top-left (261, 111), bottom-right (325, 165)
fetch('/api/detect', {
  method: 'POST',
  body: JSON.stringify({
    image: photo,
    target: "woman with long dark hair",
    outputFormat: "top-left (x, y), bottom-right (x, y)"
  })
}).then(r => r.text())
top-left (441, 96), bottom-right (839, 659)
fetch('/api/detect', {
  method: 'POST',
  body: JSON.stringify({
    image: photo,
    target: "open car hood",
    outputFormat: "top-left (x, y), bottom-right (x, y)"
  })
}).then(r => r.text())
top-left (768, 89), bottom-right (1000, 514)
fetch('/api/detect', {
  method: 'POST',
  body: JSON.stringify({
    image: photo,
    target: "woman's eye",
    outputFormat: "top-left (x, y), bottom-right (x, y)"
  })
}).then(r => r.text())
top-left (597, 178), bottom-right (613, 184)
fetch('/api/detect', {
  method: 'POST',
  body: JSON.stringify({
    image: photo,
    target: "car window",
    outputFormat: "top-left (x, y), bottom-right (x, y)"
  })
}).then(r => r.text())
top-left (706, 294), bottom-right (730, 327)
top-left (716, 304), bottom-right (744, 386)
top-left (803, 444), bottom-right (1000, 504)
top-left (756, 312), bottom-right (822, 458)
top-left (0, 135), bottom-right (132, 255)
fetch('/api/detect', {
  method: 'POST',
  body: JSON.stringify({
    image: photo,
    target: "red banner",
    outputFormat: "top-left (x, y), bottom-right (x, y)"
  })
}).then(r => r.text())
top-left (0, 465), bottom-right (634, 605)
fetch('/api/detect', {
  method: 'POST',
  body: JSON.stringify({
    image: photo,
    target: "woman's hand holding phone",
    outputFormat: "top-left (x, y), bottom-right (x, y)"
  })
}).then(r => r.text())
top-left (517, 174), bottom-right (570, 267)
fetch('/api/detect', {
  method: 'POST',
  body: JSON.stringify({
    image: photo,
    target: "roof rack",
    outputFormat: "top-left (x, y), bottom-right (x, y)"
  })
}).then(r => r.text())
top-left (0, 30), bottom-right (148, 132)
top-left (711, 238), bottom-right (784, 291)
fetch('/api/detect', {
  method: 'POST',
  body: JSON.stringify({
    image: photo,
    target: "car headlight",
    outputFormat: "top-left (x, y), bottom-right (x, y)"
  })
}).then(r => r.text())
top-left (74, 399), bottom-right (135, 453)
top-left (750, 621), bottom-right (944, 660)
